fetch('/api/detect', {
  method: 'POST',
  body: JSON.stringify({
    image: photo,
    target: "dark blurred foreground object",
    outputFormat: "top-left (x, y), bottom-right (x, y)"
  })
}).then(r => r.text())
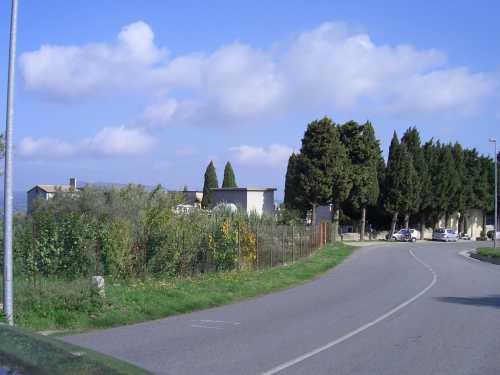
top-left (0, 324), bottom-right (152, 375)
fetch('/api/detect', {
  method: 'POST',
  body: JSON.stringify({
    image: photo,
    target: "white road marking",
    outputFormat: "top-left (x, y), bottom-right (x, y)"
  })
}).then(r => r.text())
top-left (190, 324), bottom-right (224, 330)
top-left (258, 248), bottom-right (437, 375)
top-left (193, 319), bottom-right (241, 325)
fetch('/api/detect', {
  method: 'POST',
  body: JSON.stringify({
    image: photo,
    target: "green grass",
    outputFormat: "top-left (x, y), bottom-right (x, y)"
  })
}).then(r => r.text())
top-left (477, 247), bottom-right (500, 258)
top-left (9, 243), bottom-right (352, 333)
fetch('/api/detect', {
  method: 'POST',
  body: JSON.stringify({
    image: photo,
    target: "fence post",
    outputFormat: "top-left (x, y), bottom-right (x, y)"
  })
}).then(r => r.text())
top-left (291, 225), bottom-right (295, 263)
top-left (282, 226), bottom-right (286, 265)
top-left (299, 228), bottom-right (302, 258)
top-left (255, 226), bottom-right (259, 270)
top-left (270, 225), bottom-right (273, 268)
top-left (237, 223), bottom-right (241, 271)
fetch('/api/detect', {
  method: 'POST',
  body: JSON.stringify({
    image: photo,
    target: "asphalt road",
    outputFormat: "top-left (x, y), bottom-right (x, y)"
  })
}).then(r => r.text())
top-left (63, 242), bottom-right (500, 375)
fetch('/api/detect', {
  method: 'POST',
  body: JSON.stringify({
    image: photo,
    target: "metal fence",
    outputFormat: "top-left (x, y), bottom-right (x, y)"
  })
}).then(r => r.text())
top-left (248, 222), bottom-right (332, 270)
top-left (187, 221), bottom-right (333, 275)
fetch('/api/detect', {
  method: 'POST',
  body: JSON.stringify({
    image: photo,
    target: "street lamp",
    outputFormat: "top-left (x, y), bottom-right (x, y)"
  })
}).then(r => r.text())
top-left (3, 0), bottom-right (18, 326)
top-left (489, 138), bottom-right (498, 249)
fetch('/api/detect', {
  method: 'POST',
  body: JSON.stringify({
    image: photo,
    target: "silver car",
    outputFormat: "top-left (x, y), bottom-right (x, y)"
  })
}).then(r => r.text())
top-left (432, 228), bottom-right (458, 242)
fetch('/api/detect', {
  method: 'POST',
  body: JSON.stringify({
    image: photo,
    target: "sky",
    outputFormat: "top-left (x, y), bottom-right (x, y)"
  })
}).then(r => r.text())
top-left (0, 0), bottom-right (498, 200)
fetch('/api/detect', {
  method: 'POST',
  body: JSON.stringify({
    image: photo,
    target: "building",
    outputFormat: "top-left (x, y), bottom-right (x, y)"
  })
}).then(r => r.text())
top-left (181, 190), bottom-right (203, 208)
top-left (211, 187), bottom-right (276, 215)
top-left (27, 177), bottom-right (79, 213)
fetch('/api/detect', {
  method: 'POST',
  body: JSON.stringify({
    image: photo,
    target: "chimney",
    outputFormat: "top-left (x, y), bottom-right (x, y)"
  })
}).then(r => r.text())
top-left (69, 177), bottom-right (77, 191)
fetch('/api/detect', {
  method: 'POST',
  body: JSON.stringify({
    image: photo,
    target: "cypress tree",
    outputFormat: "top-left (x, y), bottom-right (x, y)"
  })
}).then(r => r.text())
top-left (296, 117), bottom-right (352, 240)
top-left (284, 153), bottom-right (301, 210)
top-left (384, 132), bottom-right (402, 238)
top-left (462, 148), bottom-right (481, 234)
top-left (384, 132), bottom-right (417, 238)
top-left (451, 143), bottom-right (466, 232)
top-left (201, 161), bottom-right (219, 208)
top-left (399, 144), bottom-right (419, 227)
top-left (434, 144), bottom-right (459, 226)
top-left (222, 161), bottom-right (237, 188)
top-left (476, 155), bottom-right (494, 235)
top-left (421, 140), bottom-right (438, 230)
top-left (401, 127), bottom-right (425, 232)
top-left (339, 121), bottom-right (382, 241)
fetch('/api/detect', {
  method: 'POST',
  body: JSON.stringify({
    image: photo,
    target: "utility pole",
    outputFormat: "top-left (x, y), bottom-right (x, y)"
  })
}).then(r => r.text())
top-left (489, 138), bottom-right (498, 249)
top-left (3, 0), bottom-right (19, 326)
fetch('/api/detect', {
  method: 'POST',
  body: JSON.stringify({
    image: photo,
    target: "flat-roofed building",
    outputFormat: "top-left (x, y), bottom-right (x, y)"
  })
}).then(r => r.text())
top-left (211, 187), bottom-right (276, 216)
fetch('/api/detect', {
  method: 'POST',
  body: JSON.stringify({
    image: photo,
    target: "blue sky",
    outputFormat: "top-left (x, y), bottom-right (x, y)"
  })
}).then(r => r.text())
top-left (0, 0), bottom-right (498, 200)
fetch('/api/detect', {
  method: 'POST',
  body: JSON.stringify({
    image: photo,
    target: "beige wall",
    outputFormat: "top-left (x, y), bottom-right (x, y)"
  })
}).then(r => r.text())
top-left (430, 209), bottom-right (484, 239)
top-left (247, 191), bottom-right (264, 215)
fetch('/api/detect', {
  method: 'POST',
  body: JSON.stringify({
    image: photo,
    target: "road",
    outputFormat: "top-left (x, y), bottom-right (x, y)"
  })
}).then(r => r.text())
top-left (63, 242), bottom-right (500, 375)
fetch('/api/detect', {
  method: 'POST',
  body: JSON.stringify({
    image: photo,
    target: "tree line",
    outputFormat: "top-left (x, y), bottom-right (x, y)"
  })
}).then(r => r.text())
top-left (284, 117), bottom-right (497, 240)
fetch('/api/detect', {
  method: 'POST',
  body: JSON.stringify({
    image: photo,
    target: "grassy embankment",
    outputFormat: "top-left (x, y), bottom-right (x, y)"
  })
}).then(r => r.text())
top-left (4, 242), bottom-right (352, 333)
top-left (476, 247), bottom-right (500, 258)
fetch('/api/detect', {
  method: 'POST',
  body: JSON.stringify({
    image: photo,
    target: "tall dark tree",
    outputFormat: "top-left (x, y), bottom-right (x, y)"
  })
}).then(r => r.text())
top-left (451, 143), bottom-right (467, 232)
top-left (462, 148), bottom-right (481, 234)
top-left (222, 161), bottom-right (237, 188)
top-left (434, 144), bottom-right (459, 227)
top-left (201, 161), bottom-right (218, 208)
top-left (284, 153), bottom-right (303, 211)
top-left (421, 140), bottom-right (438, 230)
top-left (384, 132), bottom-right (403, 238)
top-left (339, 121), bottom-right (382, 241)
top-left (296, 117), bottom-right (352, 240)
top-left (384, 132), bottom-right (417, 238)
top-left (401, 127), bottom-right (425, 233)
top-left (476, 155), bottom-right (494, 235)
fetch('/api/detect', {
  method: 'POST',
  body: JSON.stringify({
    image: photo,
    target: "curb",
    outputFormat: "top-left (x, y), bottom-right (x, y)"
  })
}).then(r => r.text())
top-left (458, 249), bottom-right (481, 263)
top-left (458, 249), bottom-right (500, 266)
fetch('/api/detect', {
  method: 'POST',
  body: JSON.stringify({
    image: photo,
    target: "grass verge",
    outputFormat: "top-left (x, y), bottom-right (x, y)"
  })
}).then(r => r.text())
top-left (477, 247), bottom-right (500, 258)
top-left (9, 243), bottom-right (352, 333)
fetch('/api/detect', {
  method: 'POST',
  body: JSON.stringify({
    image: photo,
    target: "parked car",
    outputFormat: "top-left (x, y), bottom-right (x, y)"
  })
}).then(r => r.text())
top-left (432, 228), bottom-right (458, 242)
top-left (459, 232), bottom-right (471, 240)
top-left (392, 228), bottom-right (420, 242)
top-left (486, 230), bottom-right (500, 240)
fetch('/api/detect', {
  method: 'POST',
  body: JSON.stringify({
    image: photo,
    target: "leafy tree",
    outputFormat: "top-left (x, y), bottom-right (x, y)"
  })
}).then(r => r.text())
top-left (339, 121), bottom-right (382, 241)
top-left (201, 161), bottom-right (219, 208)
top-left (222, 161), bottom-right (238, 188)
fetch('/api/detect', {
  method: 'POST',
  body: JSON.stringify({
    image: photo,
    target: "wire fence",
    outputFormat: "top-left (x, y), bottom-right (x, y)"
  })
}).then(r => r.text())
top-left (180, 221), bottom-right (334, 276)
top-left (251, 222), bottom-right (332, 270)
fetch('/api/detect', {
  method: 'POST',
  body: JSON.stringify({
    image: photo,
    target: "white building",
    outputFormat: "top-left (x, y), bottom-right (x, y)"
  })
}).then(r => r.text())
top-left (27, 177), bottom-right (79, 213)
top-left (211, 187), bottom-right (276, 216)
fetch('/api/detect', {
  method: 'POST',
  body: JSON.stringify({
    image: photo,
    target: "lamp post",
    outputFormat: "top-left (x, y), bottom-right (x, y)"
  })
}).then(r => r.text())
top-left (489, 138), bottom-right (498, 249)
top-left (3, 0), bottom-right (18, 326)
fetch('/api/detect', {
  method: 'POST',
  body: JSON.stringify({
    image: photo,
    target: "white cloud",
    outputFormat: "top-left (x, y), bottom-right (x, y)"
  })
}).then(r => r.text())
top-left (18, 126), bottom-right (155, 158)
top-left (230, 144), bottom-right (292, 167)
top-left (19, 137), bottom-right (74, 157)
top-left (20, 21), bottom-right (495, 120)
top-left (20, 21), bottom-right (165, 99)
